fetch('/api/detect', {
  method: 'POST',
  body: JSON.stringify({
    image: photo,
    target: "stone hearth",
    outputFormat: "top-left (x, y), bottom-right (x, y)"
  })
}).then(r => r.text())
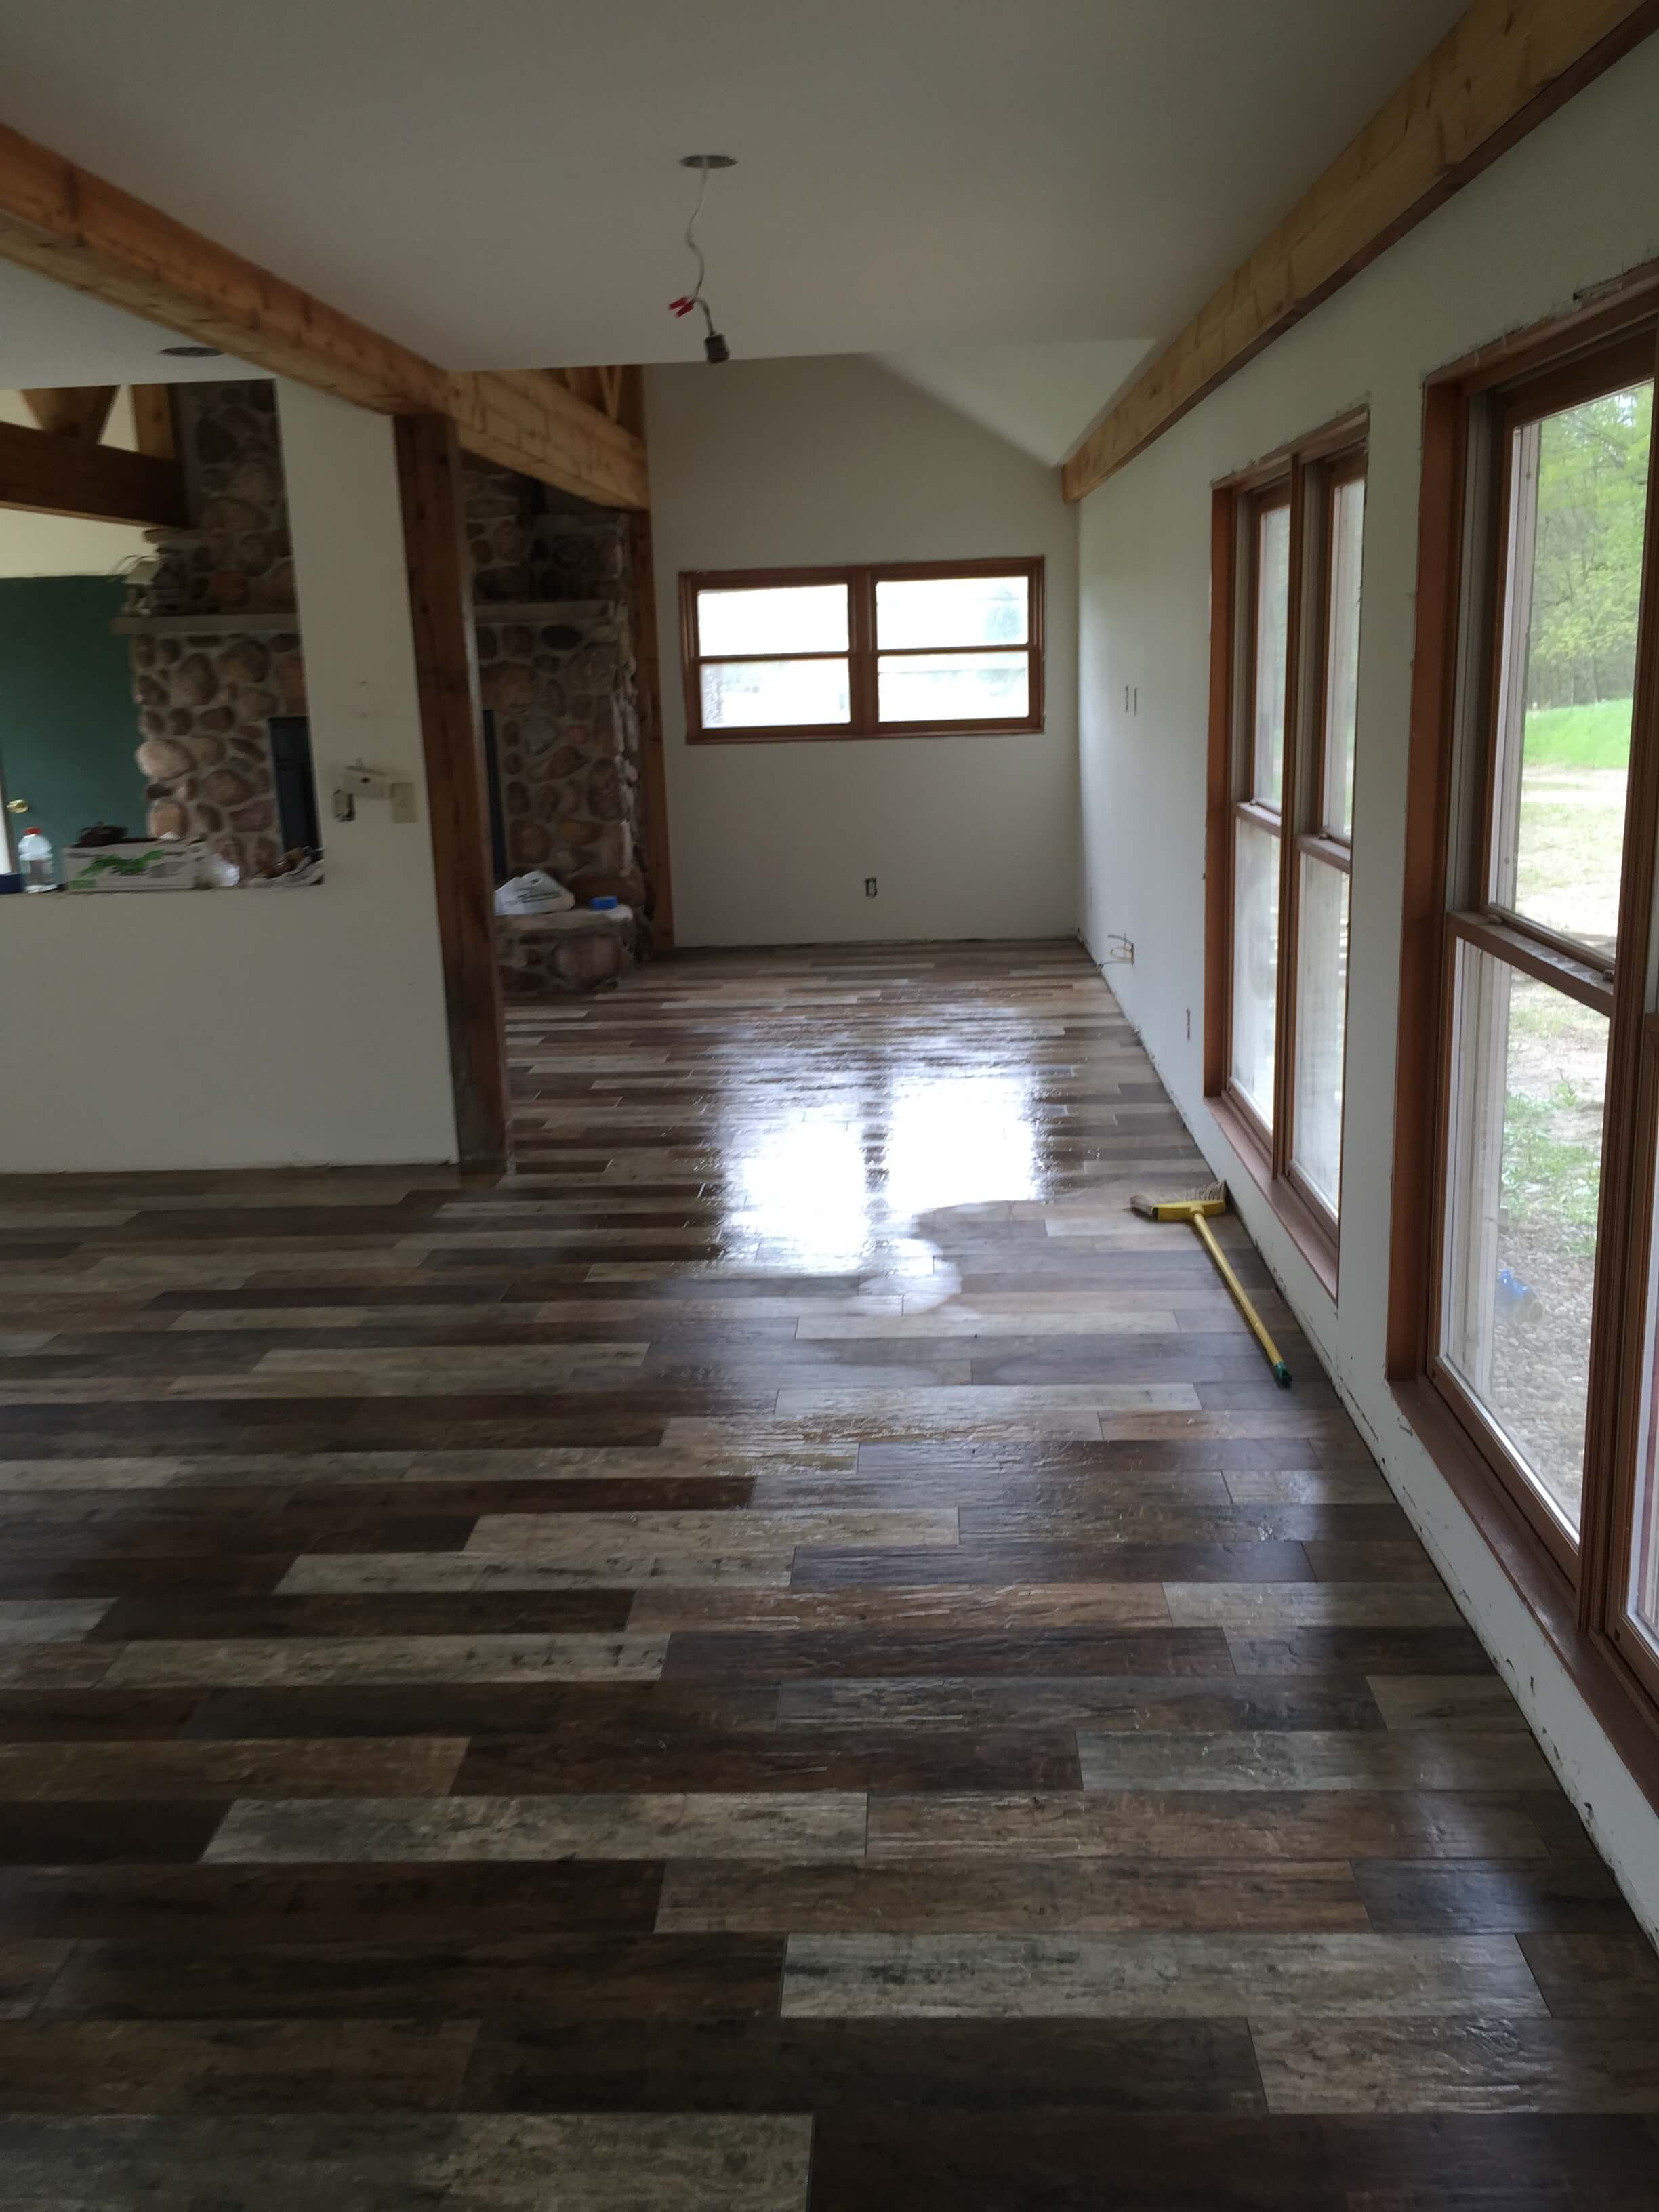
top-left (497, 905), bottom-right (636, 996)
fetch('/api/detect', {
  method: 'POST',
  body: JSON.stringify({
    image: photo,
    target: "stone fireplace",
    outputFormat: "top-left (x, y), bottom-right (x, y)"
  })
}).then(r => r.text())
top-left (126, 381), bottom-right (306, 878)
top-left (121, 382), bottom-right (653, 987)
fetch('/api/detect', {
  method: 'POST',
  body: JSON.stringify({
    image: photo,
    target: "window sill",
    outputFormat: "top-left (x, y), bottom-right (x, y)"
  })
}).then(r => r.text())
top-left (687, 722), bottom-right (1044, 746)
top-left (1390, 1374), bottom-right (1659, 1822)
top-left (1208, 1090), bottom-right (1339, 1302)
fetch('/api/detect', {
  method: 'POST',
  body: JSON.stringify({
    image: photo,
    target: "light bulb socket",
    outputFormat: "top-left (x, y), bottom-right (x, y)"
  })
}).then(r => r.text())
top-left (703, 330), bottom-right (731, 365)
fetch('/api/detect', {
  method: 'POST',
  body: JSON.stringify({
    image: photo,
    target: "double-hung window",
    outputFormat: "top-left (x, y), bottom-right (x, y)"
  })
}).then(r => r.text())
top-left (1391, 276), bottom-right (1659, 1791)
top-left (679, 559), bottom-right (1044, 743)
top-left (1208, 421), bottom-right (1368, 1288)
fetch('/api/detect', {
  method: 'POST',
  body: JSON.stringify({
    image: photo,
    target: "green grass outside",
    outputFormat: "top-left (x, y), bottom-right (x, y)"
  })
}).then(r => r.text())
top-left (1502, 1087), bottom-right (1602, 1256)
top-left (1523, 699), bottom-right (1633, 770)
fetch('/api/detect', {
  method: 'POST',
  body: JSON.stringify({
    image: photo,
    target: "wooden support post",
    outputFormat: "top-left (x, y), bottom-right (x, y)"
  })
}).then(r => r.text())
top-left (629, 504), bottom-right (675, 952)
top-left (393, 412), bottom-right (509, 1172)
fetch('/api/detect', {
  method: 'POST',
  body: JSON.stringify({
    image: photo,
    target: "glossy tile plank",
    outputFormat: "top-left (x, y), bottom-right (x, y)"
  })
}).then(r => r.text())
top-left (1253, 2018), bottom-right (1659, 2112)
top-left (630, 1585), bottom-right (1174, 1632)
top-left (865, 1791), bottom-right (1549, 1861)
top-left (453, 1725), bottom-right (1079, 1794)
top-left (802, 2110), bottom-right (1659, 2208)
top-left (1076, 1729), bottom-right (1553, 1792)
top-left (659, 1627), bottom-right (1233, 1680)
top-left (101, 1633), bottom-right (668, 1686)
top-left (204, 1790), bottom-right (869, 1863)
top-left (463, 2015), bottom-right (1266, 2117)
top-left (773, 1674), bottom-right (1386, 1731)
top-left (779, 1931), bottom-right (1546, 2018)
top-left (656, 1857), bottom-right (1368, 1933)
top-left (40, 1931), bottom-right (788, 2023)
top-left (1368, 1675), bottom-right (1535, 1732)
top-left (0, 2021), bottom-right (478, 2113)
top-left (0, 2112), bottom-right (813, 2205)
top-left (176, 1681), bottom-right (778, 1742)
top-left (0, 1599), bottom-right (111, 1641)
top-left (1168, 1585), bottom-right (1464, 1626)
top-left (1517, 1931), bottom-right (1659, 2014)
top-left (0, 1859), bottom-right (668, 1944)
top-left (1353, 1858), bottom-right (1635, 1935)
top-left (789, 1540), bottom-right (1317, 1587)
top-left (0, 1738), bottom-right (465, 1799)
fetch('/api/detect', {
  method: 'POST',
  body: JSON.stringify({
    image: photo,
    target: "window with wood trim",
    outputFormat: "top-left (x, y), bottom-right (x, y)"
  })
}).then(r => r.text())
top-left (1206, 422), bottom-right (1367, 1288)
top-left (678, 559), bottom-right (1044, 743)
top-left (1390, 277), bottom-right (1659, 1798)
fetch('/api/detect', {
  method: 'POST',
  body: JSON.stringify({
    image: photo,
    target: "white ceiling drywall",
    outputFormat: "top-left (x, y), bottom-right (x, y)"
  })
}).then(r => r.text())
top-left (0, 0), bottom-right (1467, 374)
top-left (878, 342), bottom-right (1156, 466)
top-left (0, 260), bottom-right (260, 388)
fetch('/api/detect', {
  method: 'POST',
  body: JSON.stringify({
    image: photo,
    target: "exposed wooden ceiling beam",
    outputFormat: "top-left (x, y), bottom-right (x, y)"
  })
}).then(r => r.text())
top-left (19, 384), bottom-right (117, 441)
top-left (1063, 0), bottom-right (1659, 502)
top-left (0, 416), bottom-right (185, 525)
top-left (128, 383), bottom-right (177, 462)
top-left (0, 119), bottom-right (648, 509)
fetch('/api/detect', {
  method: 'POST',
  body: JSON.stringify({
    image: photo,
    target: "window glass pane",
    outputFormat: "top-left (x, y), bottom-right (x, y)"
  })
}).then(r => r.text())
top-left (1441, 945), bottom-right (1608, 1534)
top-left (1251, 501), bottom-right (1290, 806)
top-left (701, 658), bottom-right (851, 730)
top-left (1322, 476), bottom-right (1364, 837)
top-left (1231, 814), bottom-right (1279, 1126)
top-left (876, 575), bottom-right (1029, 649)
top-left (1292, 854), bottom-right (1349, 1216)
top-left (697, 583), bottom-right (849, 657)
top-left (1492, 379), bottom-right (1651, 957)
top-left (1628, 1107), bottom-right (1659, 1662)
top-left (877, 651), bottom-right (1029, 725)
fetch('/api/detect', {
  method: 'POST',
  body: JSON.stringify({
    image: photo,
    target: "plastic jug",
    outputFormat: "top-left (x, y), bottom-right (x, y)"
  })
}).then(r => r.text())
top-left (16, 827), bottom-right (54, 892)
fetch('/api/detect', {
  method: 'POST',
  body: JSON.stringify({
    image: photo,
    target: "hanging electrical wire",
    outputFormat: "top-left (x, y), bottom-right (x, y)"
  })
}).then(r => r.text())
top-left (669, 155), bottom-right (734, 363)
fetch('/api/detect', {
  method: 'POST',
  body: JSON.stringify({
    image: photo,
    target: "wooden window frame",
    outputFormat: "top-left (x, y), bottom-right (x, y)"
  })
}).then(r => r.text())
top-left (678, 558), bottom-right (1044, 745)
top-left (1206, 412), bottom-right (1368, 1298)
top-left (1388, 263), bottom-right (1659, 1814)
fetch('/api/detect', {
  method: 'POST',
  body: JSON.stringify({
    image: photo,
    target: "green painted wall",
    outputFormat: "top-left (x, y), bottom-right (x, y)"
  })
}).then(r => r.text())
top-left (0, 577), bottom-right (144, 870)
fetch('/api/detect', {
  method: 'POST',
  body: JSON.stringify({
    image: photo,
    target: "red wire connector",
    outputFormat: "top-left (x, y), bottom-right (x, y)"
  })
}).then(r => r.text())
top-left (668, 296), bottom-right (697, 318)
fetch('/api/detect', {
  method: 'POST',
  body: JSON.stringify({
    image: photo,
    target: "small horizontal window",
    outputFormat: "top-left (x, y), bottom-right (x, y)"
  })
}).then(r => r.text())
top-left (680, 560), bottom-right (1044, 743)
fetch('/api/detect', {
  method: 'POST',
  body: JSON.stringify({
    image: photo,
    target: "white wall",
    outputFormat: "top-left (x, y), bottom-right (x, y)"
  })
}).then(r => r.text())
top-left (0, 381), bottom-right (457, 1172)
top-left (1077, 41), bottom-right (1659, 1935)
top-left (0, 389), bottom-right (152, 577)
top-left (644, 355), bottom-right (1078, 945)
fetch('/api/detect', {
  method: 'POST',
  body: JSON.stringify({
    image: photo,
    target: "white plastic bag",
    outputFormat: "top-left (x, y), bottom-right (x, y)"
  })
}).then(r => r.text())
top-left (495, 869), bottom-right (575, 917)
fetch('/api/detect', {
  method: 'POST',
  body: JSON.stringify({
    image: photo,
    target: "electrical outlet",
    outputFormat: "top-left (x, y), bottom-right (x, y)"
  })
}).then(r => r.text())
top-left (864, 877), bottom-right (878, 898)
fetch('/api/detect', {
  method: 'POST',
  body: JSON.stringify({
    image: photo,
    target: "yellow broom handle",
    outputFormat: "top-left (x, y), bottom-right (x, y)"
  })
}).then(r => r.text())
top-left (1189, 1212), bottom-right (1292, 1389)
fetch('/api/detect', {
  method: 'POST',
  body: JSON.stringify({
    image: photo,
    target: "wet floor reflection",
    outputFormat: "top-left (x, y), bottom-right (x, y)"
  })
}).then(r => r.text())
top-left (716, 1064), bottom-right (1042, 1275)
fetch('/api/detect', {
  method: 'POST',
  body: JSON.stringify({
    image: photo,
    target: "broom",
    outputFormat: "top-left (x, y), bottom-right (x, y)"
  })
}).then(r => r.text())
top-left (1128, 1180), bottom-right (1292, 1389)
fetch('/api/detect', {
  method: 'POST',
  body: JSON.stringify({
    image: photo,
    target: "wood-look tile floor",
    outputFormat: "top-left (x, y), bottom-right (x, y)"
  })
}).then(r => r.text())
top-left (2, 940), bottom-right (1658, 2208)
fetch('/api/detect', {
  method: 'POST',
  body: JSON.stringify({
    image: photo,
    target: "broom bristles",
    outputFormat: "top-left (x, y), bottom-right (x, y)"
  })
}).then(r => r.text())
top-left (1128, 1179), bottom-right (1226, 1218)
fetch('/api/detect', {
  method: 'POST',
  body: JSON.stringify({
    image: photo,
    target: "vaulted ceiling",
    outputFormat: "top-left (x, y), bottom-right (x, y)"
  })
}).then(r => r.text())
top-left (0, 0), bottom-right (1466, 384)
